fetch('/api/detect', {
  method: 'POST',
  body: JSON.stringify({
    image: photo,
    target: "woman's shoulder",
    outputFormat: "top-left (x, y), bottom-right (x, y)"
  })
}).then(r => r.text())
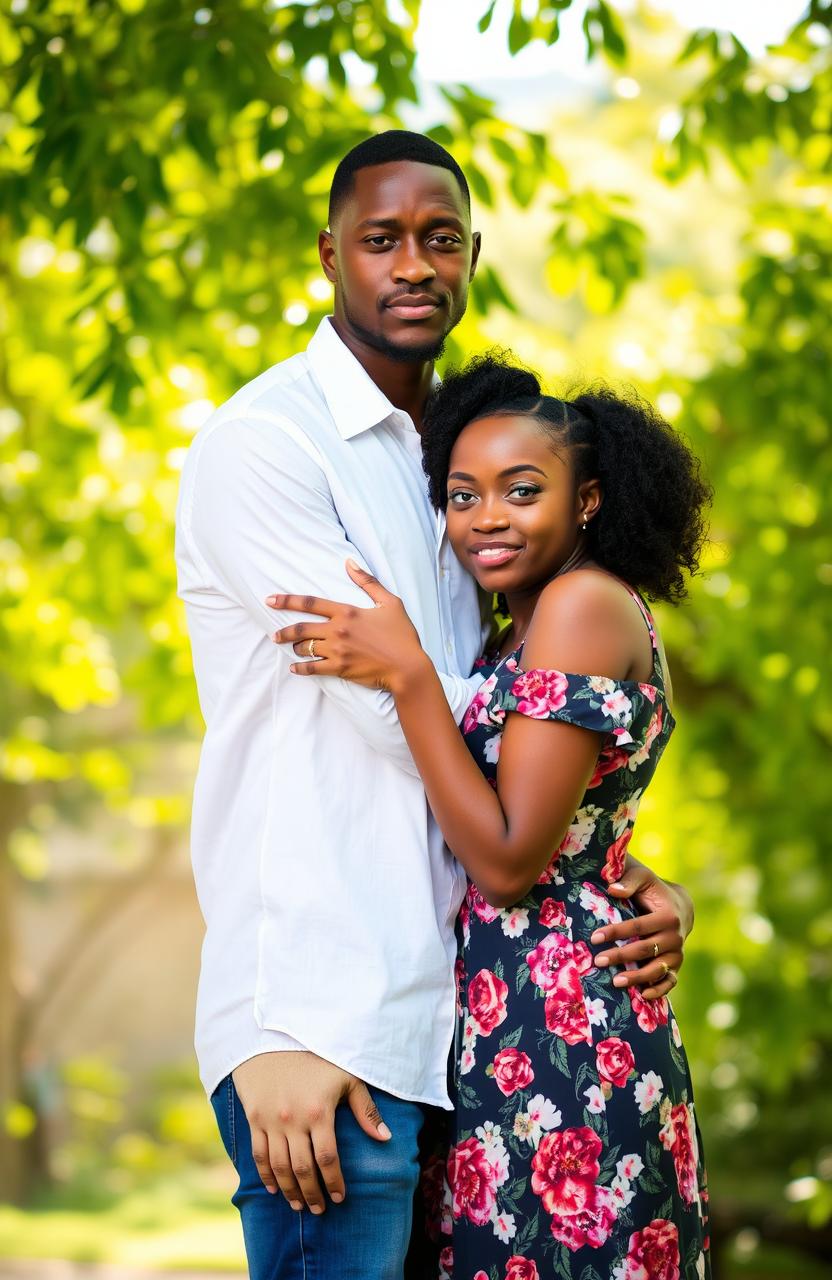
top-left (523, 570), bottom-right (645, 682)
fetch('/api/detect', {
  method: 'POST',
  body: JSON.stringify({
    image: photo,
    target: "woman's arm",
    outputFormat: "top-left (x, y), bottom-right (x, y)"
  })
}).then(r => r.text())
top-left (271, 563), bottom-right (636, 908)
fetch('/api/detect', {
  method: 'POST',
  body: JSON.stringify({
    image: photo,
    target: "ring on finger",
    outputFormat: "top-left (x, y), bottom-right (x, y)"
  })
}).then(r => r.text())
top-left (659, 961), bottom-right (671, 978)
top-left (652, 941), bottom-right (660, 959)
top-left (308, 639), bottom-right (317, 660)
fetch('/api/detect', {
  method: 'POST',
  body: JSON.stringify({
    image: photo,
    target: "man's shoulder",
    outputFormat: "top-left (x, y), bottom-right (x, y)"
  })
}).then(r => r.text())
top-left (184, 347), bottom-right (334, 468)
top-left (214, 347), bottom-right (313, 423)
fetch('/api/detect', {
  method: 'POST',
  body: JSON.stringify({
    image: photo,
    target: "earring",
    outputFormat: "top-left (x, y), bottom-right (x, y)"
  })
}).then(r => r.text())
top-left (581, 515), bottom-right (588, 531)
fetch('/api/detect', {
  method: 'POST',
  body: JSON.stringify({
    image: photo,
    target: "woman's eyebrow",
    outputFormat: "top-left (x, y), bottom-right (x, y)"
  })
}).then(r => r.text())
top-left (448, 464), bottom-right (547, 481)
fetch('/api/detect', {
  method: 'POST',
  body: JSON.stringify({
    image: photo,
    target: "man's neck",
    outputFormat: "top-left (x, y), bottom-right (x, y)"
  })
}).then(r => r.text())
top-left (329, 317), bottom-right (435, 431)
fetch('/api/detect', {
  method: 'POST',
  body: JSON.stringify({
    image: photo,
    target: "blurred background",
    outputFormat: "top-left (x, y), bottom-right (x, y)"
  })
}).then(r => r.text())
top-left (0, 0), bottom-right (830, 1276)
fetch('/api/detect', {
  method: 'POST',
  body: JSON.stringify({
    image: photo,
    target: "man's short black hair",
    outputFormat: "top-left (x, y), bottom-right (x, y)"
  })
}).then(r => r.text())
top-left (328, 130), bottom-right (470, 227)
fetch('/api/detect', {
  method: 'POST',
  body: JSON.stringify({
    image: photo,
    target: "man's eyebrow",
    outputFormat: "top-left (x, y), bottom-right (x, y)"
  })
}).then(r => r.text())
top-left (355, 213), bottom-right (466, 232)
top-left (448, 465), bottom-right (548, 482)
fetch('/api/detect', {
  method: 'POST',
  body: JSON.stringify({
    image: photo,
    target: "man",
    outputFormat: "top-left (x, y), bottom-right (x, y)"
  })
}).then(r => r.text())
top-left (176, 131), bottom-right (691, 1279)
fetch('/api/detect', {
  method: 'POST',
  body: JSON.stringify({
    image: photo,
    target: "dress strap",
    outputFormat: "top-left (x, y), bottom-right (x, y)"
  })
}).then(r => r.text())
top-left (625, 587), bottom-right (658, 651)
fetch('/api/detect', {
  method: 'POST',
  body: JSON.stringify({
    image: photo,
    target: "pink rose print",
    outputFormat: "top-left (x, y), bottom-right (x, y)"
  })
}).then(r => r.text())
top-left (511, 668), bottom-right (568, 717)
top-left (602, 828), bottom-right (632, 884)
top-left (463, 674), bottom-right (500, 734)
top-left (538, 897), bottom-right (567, 928)
top-left (544, 961), bottom-right (592, 1046)
top-left (623, 1218), bottom-right (681, 1280)
top-left (468, 881), bottom-right (500, 924)
top-left (572, 939), bottom-right (594, 975)
top-left (587, 746), bottom-right (631, 788)
top-left (526, 931), bottom-right (575, 992)
top-left (639, 681), bottom-right (657, 702)
top-left (601, 688), bottom-right (632, 721)
top-left (530, 1125), bottom-right (601, 1217)
top-left (644, 702), bottom-right (664, 749)
top-left (447, 1136), bottom-right (498, 1226)
top-left (549, 1183), bottom-right (617, 1252)
top-left (659, 1103), bottom-right (700, 1207)
top-left (628, 985), bottom-right (669, 1033)
top-left (467, 968), bottom-right (509, 1036)
top-left (505, 1258), bottom-right (539, 1280)
top-left (596, 1037), bottom-right (636, 1088)
top-left (491, 1047), bottom-right (535, 1097)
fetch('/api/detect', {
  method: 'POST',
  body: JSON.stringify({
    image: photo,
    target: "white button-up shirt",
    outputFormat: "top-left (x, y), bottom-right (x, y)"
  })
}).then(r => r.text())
top-left (176, 318), bottom-right (483, 1106)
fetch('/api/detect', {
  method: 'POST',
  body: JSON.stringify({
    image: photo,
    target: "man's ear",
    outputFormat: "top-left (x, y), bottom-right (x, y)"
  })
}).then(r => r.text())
top-left (469, 230), bottom-right (482, 281)
top-left (319, 229), bottom-right (337, 284)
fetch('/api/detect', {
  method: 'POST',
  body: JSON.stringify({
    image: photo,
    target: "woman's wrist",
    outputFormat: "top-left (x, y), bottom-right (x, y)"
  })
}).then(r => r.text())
top-left (389, 650), bottom-right (434, 700)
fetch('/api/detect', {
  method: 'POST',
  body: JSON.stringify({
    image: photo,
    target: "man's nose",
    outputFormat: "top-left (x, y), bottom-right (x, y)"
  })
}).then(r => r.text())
top-left (392, 238), bottom-right (437, 285)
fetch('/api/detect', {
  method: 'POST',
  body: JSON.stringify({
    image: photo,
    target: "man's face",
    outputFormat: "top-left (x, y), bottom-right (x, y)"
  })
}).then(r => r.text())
top-left (320, 161), bottom-right (480, 362)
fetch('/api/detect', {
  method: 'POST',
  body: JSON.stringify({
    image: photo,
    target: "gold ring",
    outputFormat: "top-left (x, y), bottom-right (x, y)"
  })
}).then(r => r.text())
top-left (652, 942), bottom-right (660, 959)
top-left (308, 639), bottom-right (317, 660)
top-left (660, 961), bottom-right (671, 978)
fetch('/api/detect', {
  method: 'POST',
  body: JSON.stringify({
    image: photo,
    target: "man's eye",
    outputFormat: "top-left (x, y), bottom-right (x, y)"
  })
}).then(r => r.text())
top-left (430, 235), bottom-right (460, 248)
top-left (366, 236), bottom-right (393, 247)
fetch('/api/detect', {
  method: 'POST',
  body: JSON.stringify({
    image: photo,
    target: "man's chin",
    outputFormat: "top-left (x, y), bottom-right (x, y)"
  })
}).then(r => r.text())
top-left (343, 309), bottom-right (449, 364)
top-left (378, 333), bottom-right (447, 364)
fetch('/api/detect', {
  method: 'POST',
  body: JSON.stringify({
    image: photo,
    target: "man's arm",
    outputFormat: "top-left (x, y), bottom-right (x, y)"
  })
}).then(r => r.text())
top-left (590, 853), bottom-right (694, 1000)
top-left (181, 414), bottom-right (479, 769)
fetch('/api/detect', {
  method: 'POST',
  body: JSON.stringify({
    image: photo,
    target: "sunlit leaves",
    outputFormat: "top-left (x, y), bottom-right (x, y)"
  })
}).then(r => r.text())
top-left (546, 190), bottom-right (645, 310)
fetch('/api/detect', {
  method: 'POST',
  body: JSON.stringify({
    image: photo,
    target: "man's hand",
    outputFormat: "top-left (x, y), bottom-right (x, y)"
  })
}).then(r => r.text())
top-left (590, 855), bottom-right (694, 1000)
top-left (232, 1051), bottom-right (391, 1213)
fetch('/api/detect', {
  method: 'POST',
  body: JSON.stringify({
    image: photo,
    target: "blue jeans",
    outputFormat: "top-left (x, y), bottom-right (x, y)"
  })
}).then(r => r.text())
top-left (211, 1074), bottom-right (434, 1280)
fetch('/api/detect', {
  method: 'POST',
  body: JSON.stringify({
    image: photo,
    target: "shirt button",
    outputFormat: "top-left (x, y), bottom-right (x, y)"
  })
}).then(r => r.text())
top-left (446, 641), bottom-right (454, 655)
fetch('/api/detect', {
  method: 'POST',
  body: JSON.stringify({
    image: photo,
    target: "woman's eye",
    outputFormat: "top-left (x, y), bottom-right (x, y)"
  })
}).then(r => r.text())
top-left (510, 485), bottom-right (540, 499)
top-left (449, 491), bottom-right (476, 505)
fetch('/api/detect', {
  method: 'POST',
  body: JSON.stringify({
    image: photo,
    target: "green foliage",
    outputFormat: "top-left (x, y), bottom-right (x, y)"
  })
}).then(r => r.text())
top-left (1, 0), bottom-right (831, 1268)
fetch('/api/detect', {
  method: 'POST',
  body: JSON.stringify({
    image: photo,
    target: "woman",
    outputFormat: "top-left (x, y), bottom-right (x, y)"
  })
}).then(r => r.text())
top-left (271, 355), bottom-right (711, 1279)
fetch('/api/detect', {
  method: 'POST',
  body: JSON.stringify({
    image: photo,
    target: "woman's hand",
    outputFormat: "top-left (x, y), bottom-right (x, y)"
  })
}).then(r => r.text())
top-left (268, 560), bottom-right (430, 694)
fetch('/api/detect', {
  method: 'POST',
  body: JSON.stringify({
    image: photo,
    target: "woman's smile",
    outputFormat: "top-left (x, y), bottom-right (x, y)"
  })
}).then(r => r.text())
top-left (468, 541), bottom-right (524, 568)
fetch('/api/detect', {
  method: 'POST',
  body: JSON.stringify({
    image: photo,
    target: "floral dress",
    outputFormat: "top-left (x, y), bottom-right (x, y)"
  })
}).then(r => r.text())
top-left (430, 591), bottom-right (710, 1280)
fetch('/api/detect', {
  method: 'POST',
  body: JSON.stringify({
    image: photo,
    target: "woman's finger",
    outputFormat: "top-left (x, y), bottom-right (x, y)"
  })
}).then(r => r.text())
top-left (266, 592), bottom-right (339, 617)
top-left (345, 558), bottom-right (389, 605)
top-left (290, 656), bottom-right (338, 676)
top-left (273, 621), bottom-right (330, 646)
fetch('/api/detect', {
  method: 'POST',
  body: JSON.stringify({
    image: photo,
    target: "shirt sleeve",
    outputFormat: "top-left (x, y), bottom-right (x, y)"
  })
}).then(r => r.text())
top-left (179, 414), bottom-right (481, 774)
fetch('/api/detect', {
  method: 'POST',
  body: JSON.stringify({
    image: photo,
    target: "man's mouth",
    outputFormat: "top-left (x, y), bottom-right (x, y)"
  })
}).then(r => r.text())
top-left (385, 294), bottom-right (443, 320)
top-left (469, 542), bottom-right (522, 567)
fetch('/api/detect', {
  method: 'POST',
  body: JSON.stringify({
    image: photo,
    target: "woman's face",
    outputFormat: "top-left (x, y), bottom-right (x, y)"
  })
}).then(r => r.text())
top-left (445, 413), bottom-right (594, 598)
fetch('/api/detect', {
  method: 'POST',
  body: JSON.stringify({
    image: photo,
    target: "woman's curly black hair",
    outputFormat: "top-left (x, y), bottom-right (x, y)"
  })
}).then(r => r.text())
top-left (422, 352), bottom-right (712, 603)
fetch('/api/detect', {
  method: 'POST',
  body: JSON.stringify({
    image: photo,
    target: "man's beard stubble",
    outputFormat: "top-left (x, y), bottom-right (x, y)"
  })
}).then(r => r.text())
top-left (342, 298), bottom-right (450, 364)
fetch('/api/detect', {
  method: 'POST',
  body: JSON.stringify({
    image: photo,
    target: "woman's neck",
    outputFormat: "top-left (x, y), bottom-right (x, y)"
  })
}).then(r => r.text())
top-left (503, 547), bottom-right (596, 653)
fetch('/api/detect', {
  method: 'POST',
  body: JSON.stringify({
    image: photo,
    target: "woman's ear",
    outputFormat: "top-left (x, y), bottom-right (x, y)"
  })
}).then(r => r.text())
top-left (578, 477), bottom-right (603, 525)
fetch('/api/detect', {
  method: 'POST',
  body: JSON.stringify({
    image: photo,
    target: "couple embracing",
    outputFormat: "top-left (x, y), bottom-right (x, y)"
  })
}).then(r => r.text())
top-left (176, 130), bottom-right (711, 1280)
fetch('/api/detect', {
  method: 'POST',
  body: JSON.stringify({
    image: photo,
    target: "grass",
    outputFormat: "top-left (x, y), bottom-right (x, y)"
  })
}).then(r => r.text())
top-left (0, 1163), bottom-right (245, 1271)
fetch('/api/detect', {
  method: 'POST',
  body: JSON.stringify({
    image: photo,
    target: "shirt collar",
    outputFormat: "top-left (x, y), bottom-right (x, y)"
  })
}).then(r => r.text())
top-left (306, 317), bottom-right (400, 441)
top-left (307, 316), bottom-right (441, 441)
